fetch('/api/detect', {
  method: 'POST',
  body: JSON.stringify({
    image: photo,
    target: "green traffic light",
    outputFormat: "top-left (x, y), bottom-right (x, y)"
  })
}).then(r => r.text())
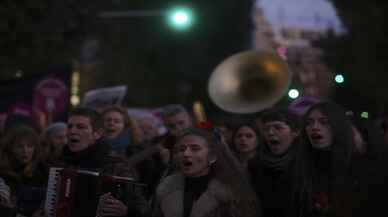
top-left (361, 112), bottom-right (369, 119)
top-left (173, 11), bottom-right (188, 24)
top-left (288, 89), bottom-right (299, 99)
top-left (335, 74), bottom-right (344, 84)
top-left (167, 6), bottom-right (194, 30)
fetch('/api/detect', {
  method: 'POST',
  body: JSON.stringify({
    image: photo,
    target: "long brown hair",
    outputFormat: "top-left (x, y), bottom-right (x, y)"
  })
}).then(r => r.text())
top-left (177, 128), bottom-right (261, 217)
top-left (0, 125), bottom-right (42, 177)
top-left (297, 101), bottom-right (356, 216)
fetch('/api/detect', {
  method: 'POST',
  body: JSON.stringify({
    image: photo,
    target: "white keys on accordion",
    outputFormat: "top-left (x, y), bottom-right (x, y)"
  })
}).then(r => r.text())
top-left (45, 167), bottom-right (63, 217)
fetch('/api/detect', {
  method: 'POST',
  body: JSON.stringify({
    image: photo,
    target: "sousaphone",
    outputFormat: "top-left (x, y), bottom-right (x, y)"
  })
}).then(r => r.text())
top-left (208, 50), bottom-right (291, 114)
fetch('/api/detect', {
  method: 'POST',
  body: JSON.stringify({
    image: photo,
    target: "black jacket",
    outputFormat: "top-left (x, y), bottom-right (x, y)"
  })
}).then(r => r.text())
top-left (248, 157), bottom-right (295, 217)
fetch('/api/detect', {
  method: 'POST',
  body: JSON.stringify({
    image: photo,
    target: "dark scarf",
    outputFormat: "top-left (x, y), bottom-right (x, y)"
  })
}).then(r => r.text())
top-left (102, 131), bottom-right (132, 154)
top-left (183, 174), bottom-right (212, 217)
top-left (259, 143), bottom-right (296, 172)
top-left (255, 144), bottom-right (301, 217)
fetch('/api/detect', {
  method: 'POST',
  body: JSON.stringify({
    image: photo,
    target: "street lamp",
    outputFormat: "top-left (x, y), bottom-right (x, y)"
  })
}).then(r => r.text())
top-left (335, 74), bottom-right (344, 84)
top-left (288, 89), bottom-right (300, 99)
top-left (166, 6), bottom-right (194, 30)
top-left (99, 6), bottom-right (194, 31)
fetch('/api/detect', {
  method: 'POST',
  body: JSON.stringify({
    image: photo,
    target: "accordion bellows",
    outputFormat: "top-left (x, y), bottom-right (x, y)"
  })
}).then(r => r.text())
top-left (45, 167), bottom-right (145, 217)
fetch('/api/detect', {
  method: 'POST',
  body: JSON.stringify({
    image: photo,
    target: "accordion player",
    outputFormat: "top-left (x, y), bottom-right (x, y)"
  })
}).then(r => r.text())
top-left (45, 167), bottom-right (147, 217)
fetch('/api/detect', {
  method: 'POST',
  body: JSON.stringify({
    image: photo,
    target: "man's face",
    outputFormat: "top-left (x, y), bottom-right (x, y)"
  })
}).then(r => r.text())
top-left (103, 111), bottom-right (125, 139)
top-left (68, 115), bottom-right (100, 152)
top-left (263, 121), bottom-right (298, 155)
top-left (164, 112), bottom-right (192, 137)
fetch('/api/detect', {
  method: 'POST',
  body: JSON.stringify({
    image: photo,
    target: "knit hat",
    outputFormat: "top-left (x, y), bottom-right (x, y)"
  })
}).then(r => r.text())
top-left (45, 122), bottom-right (67, 137)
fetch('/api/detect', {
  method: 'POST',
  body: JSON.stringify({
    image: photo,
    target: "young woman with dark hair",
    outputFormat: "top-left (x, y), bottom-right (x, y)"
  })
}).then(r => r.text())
top-left (0, 125), bottom-right (48, 216)
top-left (153, 128), bottom-right (261, 217)
top-left (299, 101), bottom-right (360, 217)
top-left (231, 123), bottom-right (261, 167)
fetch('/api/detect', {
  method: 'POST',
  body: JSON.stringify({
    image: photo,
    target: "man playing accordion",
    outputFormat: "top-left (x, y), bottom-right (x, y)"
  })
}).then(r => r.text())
top-left (53, 107), bottom-right (148, 217)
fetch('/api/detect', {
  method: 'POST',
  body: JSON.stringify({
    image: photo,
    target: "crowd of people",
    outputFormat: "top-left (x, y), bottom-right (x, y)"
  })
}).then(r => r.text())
top-left (0, 101), bottom-right (388, 217)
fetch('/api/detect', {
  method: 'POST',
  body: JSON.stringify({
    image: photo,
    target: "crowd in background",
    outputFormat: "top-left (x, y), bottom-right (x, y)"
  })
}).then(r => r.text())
top-left (0, 100), bottom-right (388, 217)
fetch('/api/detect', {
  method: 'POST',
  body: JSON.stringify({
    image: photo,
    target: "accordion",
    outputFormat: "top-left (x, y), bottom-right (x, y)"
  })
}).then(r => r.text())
top-left (44, 167), bottom-right (146, 217)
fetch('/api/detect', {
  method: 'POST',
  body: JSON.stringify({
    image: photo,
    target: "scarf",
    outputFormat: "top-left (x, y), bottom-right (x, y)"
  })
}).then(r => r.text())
top-left (259, 143), bottom-right (296, 172)
top-left (184, 174), bottom-right (212, 217)
top-left (102, 131), bottom-right (132, 154)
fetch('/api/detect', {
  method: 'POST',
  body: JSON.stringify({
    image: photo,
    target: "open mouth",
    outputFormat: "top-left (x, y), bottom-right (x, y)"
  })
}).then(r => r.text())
top-left (69, 138), bottom-right (80, 144)
top-left (182, 161), bottom-right (193, 168)
top-left (311, 134), bottom-right (323, 140)
top-left (105, 129), bottom-right (116, 134)
top-left (239, 143), bottom-right (248, 147)
top-left (268, 139), bottom-right (280, 146)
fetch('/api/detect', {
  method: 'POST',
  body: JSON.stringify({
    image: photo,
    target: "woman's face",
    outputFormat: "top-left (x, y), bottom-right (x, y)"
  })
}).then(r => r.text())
top-left (233, 126), bottom-right (258, 154)
top-left (305, 109), bottom-right (333, 149)
top-left (177, 135), bottom-right (210, 177)
top-left (12, 138), bottom-right (35, 164)
top-left (103, 111), bottom-right (126, 139)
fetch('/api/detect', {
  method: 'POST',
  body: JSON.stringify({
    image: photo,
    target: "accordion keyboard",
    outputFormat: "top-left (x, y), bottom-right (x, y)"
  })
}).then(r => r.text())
top-left (45, 167), bottom-right (63, 217)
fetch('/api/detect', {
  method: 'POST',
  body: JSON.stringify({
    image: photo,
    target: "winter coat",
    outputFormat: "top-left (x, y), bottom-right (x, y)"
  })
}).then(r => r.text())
top-left (248, 162), bottom-right (293, 217)
top-left (153, 173), bottom-right (243, 217)
top-left (0, 161), bottom-right (49, 217)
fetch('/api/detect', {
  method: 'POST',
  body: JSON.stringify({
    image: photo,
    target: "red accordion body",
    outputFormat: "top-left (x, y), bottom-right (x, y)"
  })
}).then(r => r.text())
top-left (45, 167), bottom-right (143, 217)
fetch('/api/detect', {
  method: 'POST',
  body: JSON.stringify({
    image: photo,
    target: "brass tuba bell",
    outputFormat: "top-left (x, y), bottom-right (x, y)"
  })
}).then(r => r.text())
top-left (208, 50), bottom-right (291, 114)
